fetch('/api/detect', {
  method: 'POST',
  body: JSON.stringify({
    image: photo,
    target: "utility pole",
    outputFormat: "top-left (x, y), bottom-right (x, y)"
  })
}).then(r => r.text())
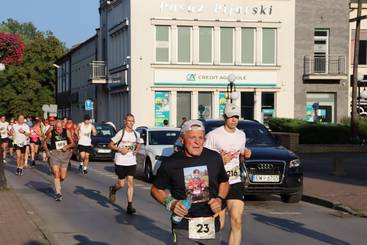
top-left (351, 0), bottom-right (364, 139)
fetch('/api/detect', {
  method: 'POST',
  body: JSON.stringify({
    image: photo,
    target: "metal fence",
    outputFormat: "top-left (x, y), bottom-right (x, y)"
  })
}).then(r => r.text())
top-left (304, 56), bottom-right (346, 75)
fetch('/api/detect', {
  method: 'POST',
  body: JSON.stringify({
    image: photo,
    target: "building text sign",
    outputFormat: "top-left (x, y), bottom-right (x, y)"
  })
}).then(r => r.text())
top-left (160, 1), bottom-right (273, 16)
top-left (154, 70), bottom-right (277, 87)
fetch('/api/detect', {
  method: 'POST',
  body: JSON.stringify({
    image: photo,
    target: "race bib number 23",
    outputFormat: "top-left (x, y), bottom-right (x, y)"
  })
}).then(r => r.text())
top-left (188, 217), bottom-right (215, 240)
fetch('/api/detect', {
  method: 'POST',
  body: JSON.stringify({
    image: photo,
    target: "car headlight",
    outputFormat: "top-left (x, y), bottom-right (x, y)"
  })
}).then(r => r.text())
top-left (289, 159), bottom-right (301, 168)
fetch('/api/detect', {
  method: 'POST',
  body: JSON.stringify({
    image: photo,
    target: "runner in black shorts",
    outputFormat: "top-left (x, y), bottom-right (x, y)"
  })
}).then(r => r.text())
top-left (108, 113), bottom-right (142, 215)
top-left (204, 103), bottom-right (251, 245)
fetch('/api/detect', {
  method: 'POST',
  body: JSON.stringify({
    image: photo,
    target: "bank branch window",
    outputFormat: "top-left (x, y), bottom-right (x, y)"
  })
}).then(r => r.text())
top-left (178, 26), bottom-right (192, 63)
top-left (262, 28), bottom-right (276, 65)
top-left (241, 28), bottom-right (255, 64)
top-left (155, 26), bottom-right (170, 63)
top-left (199, 27), bottom-right (213, 63)
top-left (306, 93), bottom-right (335, 123)
top-left (220, 27), bottom-right (234, 64)
top-left (198, 92), bottom-right (212, 119)
top-left (177, 92), bottom-right (191, 125)
top-left (262, 92), bottom-right (275, 123)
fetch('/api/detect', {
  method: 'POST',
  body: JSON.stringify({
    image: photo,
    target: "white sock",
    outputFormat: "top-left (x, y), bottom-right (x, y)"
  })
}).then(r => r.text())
top-left (80, 162), bottom-right (83, 166)
top-left (83, 166), bottom-right (87, 170)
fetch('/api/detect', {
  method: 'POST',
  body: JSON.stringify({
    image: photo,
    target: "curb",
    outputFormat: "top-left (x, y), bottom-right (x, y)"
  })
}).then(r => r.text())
top-left (12, 188), bottom-right (61, 245)
top-left (302, 194), bottom-right (367, 218)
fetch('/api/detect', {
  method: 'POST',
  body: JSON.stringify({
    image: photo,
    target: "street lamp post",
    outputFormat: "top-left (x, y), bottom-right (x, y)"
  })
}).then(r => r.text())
top-left (227, 73), bottom-right (238, 103)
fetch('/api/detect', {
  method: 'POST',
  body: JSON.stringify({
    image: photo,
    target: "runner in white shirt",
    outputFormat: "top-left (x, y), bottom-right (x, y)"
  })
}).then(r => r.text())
top-left (76, 115), bottom-right (96, 174)
top-left (9, 115), bottom-right (30, 176)
top-left (108, 113), bottom-right (142, 214)
top-left (0, 115), bottom-right (10, 163)
top-left (204, 103), bottom-right (251, 245)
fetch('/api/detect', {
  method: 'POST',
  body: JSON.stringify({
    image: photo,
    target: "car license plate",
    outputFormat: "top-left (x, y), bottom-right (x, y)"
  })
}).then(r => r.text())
top-left (252, 175), bottom-right (279, 182)
top-left (97, 149), bottom-right (111, 153)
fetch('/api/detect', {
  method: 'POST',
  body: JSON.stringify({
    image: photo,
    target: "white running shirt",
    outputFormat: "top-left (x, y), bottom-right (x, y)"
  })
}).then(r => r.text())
top-left (0, 121), bottom-right (9, 139)
top-left (111, 130), bottom-right (141, 166)
top-left (204, 126), bottom-right (246, 185)
top-left (12, 123), bottom-right (30, 146)
top-left (78, 122), bottom-right (93, 146)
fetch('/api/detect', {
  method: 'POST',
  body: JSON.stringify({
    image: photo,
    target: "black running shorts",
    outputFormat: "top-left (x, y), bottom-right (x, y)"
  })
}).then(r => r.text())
top-left (114, 164), bottom-right (136, 179)
top-left (226, 182), bottom-right (245, 201)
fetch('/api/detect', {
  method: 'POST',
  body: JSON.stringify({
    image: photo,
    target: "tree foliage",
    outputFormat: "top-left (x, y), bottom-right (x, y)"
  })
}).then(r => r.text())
top-left (0, 19), bottom-right (66, 118)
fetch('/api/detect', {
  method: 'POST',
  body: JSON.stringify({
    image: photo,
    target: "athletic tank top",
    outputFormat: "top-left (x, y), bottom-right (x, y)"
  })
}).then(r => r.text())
top-left (78, 122), bottom-right (92, 146)
top-left (50, 129), bottom-right (70, 150)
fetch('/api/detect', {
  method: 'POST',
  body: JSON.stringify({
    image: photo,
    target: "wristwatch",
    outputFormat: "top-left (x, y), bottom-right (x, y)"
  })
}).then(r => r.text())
top-left (216, 196), bottom-right (226, 202)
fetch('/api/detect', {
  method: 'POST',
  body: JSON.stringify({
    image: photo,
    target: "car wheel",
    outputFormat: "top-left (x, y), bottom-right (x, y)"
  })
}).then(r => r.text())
top-left (281, 189), bottom-right (303, 203)
top-left (144, 158), bottom-right (153, 183)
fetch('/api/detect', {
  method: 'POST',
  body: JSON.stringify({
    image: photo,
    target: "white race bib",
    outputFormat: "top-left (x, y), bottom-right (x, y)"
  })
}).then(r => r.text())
top-left (188, 217), bottom-right (215, 240)
top-left (227, 165), bottom-right (240, 182)
top-left (55, 140), bottom-right (67, 150)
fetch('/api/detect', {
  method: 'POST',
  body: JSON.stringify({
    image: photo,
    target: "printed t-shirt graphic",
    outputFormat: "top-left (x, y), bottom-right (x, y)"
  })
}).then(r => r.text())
top-left (184, 165), bottom-right (210, 203)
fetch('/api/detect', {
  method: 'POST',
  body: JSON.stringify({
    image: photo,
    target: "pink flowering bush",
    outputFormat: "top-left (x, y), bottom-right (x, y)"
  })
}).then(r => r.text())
top-left (0, 33), bottom-right (25, 64)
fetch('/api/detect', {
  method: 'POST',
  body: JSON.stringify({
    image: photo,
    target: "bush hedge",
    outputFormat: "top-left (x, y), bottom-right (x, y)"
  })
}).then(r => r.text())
top-left (268, 117), bottom-right (367, 144)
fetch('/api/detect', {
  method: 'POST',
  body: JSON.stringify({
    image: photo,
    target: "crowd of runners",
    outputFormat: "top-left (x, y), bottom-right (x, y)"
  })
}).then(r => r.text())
top-left (1, 102), bottom-right (250, 245)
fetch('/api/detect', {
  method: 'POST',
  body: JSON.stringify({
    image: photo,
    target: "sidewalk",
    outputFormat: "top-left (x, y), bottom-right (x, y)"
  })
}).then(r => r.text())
top-left (0, 189), bottom-right (49, 245)
top-left (300, 153), bottom-right (367, 216)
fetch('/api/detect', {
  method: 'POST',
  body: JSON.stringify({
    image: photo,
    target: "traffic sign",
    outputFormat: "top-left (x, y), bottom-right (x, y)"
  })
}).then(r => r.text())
top-left (85, 99), bottom-right (93, 111)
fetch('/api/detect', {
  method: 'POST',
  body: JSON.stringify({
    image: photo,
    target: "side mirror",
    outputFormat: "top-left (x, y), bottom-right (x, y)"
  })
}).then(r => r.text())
top-left (141, 133), bottom-right (147, 144)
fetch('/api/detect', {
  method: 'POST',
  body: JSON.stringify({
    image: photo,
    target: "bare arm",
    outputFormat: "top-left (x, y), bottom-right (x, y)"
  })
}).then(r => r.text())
top-left (65, 131), bottom-right (75, 150)
top-left (92, 125), bottom-right (97, 136)
top-left (208, 180), bottom-right (229, 214)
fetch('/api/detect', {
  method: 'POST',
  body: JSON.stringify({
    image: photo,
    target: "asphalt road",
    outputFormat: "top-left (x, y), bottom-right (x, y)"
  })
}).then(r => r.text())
top-left (5, 159), bottom-right (367, 245)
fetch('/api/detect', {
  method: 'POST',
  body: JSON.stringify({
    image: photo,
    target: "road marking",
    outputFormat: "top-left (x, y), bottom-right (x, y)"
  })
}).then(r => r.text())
top-left (269, 211), bottom-right (302, 215)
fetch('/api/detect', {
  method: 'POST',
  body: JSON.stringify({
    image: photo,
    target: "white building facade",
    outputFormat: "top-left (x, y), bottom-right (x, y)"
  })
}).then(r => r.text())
top-left (94, 0), bottom-right (295, 127)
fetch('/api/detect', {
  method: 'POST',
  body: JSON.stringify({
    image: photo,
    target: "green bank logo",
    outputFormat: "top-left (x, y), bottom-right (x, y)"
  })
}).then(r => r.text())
top-left (186, 73), bottom-right (197, 81)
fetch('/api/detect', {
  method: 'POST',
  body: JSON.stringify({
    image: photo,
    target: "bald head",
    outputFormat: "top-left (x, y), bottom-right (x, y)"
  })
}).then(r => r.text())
top-left (55, 120), bottom-right (64, 134)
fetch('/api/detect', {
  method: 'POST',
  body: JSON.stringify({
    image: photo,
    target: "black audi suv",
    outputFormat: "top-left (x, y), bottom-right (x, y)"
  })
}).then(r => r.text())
top-left (202, 119), bottom-right (303, 203)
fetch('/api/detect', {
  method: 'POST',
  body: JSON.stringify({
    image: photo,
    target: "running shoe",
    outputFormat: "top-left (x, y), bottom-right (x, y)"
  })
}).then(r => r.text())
top-left (109, 186), bottom-right (116, 204)
top-left (78, 164), bottom-right (83, 172)
top-left (83, 169), bottom-right (88, 175)
top-left (31, 160), bottom-right (36, 167)
top-left (15, 168), bottom-right (19, 175)
top-left (55, 193), bottom-right (63, 201)
top-left (19, 169), bottom-right (24, 176)
top-left (127, 205), bottom-right (136, 215)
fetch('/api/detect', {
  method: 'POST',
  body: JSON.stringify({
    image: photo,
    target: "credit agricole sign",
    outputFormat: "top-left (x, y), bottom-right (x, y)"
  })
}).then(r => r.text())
top-left (160, 1), bottom-right (273, 16)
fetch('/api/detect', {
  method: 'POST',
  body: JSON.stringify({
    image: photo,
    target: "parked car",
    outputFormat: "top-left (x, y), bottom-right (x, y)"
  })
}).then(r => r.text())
top-left (175, 119), bottom-right (303, 203)
top-left (135, 127), bottom-right (181, 181)
top-left (74, 123), bottom-right (116, 161)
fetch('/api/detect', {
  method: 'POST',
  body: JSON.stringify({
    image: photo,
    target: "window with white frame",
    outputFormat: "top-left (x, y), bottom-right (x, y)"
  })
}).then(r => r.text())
top-left (220, 27), bottom-right (234, 64)
top-left (199, 27), bottom-right (213, 64)
top-left (241, 28), bottom-right (255, 64)
top-left (177, 26), bottom-right (191, 63)
top-left (155, 26), bottom-right (170, 63)
top-left (262, 28), bottom-right (276, 65)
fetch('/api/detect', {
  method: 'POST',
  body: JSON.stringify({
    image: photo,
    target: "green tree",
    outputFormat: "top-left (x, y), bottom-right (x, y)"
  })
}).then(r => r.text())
top-left (0, 19), bottom-right (66, 117)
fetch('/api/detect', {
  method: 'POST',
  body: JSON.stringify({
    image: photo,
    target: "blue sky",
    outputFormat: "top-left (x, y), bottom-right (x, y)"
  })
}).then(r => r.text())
top-left (0, 0), bottom-right (100, 48)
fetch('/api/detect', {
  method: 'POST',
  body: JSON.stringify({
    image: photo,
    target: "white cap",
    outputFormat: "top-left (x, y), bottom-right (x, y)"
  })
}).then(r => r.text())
top-left (224, 103), bottom-right (240, 117)
top-left (180, 119), bottom-right (205, 134)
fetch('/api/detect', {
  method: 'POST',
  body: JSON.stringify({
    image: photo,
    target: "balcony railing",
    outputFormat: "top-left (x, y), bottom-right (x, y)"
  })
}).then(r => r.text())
top-left (304, 55), bottom-right (346, 77)
top-left (89, 61), bottom-right (107, 84)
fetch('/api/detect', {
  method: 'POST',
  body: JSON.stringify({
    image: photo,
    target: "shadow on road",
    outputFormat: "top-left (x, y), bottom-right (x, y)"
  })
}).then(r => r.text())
top-left (73, 235), bottom-right (109, 245)
top-left (72, 185), bottom-right (171, 243)
top-left (73, 185), bottom-right (111, 208)
top-left (115, 211), bottom-right (171, 244)
top-left (253, 213), bottom-right (350, 245)
top-left (24, 181), bottom-right (54, 198)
